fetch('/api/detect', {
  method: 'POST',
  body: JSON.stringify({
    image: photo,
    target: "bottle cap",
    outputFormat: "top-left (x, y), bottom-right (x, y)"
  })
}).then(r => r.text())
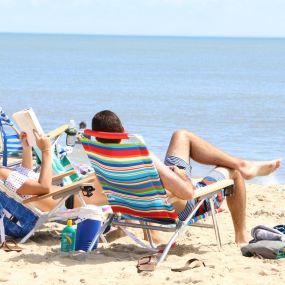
top-left (69, 120), bottom-right (76, 128)
top-left (67, 219), bottom-right (73, 226)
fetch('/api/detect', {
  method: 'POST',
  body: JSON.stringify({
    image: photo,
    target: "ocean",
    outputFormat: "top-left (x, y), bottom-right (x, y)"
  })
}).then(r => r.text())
top-left (0, 33), bottom-right (284, 183)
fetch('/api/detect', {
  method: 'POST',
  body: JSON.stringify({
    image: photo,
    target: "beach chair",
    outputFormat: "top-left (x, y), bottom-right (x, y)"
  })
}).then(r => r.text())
top-left (35, 123), bottom-right (83, 185)
top-left (0, 171), bottom-right (96, 244)
top-left (0, 106), bottom-right (82, 183)
top-left (0, 107), bottom-right (22, 167)
top-left (0, 107), bottom-right (73, 175)
top-left (80, 130), bottom-right (234, 264)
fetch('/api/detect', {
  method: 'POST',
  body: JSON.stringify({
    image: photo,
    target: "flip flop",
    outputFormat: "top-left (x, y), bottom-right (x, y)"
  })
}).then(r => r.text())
top-left (0, 240), bottom-right (23, 252)
top-left (171, 258), bottom-right (205, 272)
top-left (137, 254), bottom-right (158, 273)
top-left (157, 242), bottom-right (177, 253)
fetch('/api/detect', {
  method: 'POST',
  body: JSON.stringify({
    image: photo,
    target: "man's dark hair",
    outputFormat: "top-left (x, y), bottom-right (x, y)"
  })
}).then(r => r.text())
top-left (92, 110), bottom-right (124, 143)
top-left (79, 121), bottom-right (87, 129)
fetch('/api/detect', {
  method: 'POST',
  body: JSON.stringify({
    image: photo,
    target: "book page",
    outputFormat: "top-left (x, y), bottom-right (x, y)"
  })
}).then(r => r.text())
top-left (12, 108), bottom-right (44, 147)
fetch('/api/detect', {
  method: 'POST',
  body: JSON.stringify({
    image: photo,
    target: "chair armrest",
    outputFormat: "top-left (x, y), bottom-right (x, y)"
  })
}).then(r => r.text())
top-left (168, 179), bottom-right (234, 204)
top-left (52, 170), bottom-right (77, 181)
top-left (47, 124), bottom-right (69, 139)
top-left (23, 173), bottom-right (95, 204)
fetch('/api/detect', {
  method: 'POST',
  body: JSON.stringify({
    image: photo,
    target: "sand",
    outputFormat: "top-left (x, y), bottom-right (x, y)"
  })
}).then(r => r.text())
top-left (1, 182), bottom-right (285, 285)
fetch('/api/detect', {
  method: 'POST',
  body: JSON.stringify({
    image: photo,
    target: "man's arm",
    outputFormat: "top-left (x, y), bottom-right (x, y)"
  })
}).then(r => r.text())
top-left (150, 152), bottom-right (195, 200)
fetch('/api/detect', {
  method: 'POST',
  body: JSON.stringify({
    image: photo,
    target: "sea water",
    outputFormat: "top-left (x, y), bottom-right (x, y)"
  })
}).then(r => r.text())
top-left (0, 33), bottom-right (284, 183)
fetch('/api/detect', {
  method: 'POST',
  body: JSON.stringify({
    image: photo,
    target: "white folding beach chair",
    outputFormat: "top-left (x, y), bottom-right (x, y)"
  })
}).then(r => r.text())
top-left (0, 172), bottom-right (95, 243)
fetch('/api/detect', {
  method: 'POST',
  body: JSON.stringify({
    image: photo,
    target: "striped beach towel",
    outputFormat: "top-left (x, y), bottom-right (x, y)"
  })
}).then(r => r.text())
top-left (80, 135), bottom-right (177, 220)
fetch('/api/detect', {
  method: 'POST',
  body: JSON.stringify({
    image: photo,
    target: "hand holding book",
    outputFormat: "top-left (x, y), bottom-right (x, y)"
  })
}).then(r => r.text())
top-left (12, 108), bottom-right (45, 147)
top-left (33, 129), bottom-right (51, 152)
top-left (19, 132), bottom-right (31, 149)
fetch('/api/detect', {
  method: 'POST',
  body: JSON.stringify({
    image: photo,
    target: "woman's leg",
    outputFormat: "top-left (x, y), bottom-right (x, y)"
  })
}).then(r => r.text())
top-left (166, 129), bottom-right (281, 179)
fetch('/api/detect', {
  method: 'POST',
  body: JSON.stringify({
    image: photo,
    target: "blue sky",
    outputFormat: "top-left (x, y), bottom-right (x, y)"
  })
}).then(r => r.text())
top-left (0, 0), bottom-right (284, 37)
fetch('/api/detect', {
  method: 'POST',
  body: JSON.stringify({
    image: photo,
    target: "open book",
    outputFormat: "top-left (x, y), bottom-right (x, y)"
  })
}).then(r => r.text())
top-left (12, 108), bottom-right (44, 147)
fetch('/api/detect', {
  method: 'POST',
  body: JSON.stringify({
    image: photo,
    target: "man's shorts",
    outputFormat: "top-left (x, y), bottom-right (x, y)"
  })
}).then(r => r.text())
top-left (164, 155), bottom-right (226, 221)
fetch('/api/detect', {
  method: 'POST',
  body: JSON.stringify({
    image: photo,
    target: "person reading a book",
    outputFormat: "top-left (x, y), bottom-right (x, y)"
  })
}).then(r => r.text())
top-left (0, 130), bottom-right (52, 199)
top-left (86, 110), bottom-right (282, 245)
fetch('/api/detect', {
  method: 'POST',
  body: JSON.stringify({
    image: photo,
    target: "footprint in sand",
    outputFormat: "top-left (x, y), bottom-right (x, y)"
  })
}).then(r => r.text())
top-left (277, 212), bottom-right (285, 218)
top-left (259, 270), bottom-right (269, 276)
top-left (0, 270), bottom-right (11, 282)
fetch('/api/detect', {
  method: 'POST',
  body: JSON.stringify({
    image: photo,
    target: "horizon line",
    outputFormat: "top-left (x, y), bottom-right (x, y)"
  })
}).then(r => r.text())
top-left (0, 31), bottom-right (285, 39)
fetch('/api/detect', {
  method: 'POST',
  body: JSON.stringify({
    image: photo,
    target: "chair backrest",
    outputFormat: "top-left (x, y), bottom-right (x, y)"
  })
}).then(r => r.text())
top-left (0, 107), bottom-right (22, 166)
top-left (80, 130), bottom-right (177, 219)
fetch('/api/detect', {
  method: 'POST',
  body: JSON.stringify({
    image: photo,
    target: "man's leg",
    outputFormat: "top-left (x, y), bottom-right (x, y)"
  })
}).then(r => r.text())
top-left (166, 129), bottom-right (281, 179)
top-left (214, 167), bottom-right (250, 245)
top-left (171, 166), bottom-right (250, 245)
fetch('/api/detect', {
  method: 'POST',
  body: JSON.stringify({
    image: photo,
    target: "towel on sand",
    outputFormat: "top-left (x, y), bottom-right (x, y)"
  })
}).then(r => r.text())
top-left (241, 225), bottom-right (285, 259)
top-left (241, 240), bottom-right (285, 259)
top-left (250, 224), bottom-right (285, 243)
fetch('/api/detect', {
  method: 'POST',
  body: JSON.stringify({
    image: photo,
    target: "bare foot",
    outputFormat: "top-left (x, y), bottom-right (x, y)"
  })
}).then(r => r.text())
top-left (238, 159), bottom-right (282, 180)
top-left (235, 232), bottom-right (251, 246)
top-left (144, 235), bottom-right (165, 246)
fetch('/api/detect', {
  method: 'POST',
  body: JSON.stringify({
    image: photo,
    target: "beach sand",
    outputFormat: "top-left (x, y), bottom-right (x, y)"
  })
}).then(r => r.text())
top-left (1, 183), bottom-right (285, 285)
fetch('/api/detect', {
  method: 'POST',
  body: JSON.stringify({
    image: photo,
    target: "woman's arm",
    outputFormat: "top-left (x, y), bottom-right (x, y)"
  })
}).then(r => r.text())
top-left (0, 167), bottom-right (10, 181)
top-left (19, 132), bottom-right (33, 169)
top-left (150, 152), bottom-right (195, 200)
top-left (17, 130), bottom-right (52, 196)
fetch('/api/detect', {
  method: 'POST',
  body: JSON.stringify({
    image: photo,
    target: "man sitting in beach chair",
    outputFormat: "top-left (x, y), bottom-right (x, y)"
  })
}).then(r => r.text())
top-left (85, 110), bottom-right (281, 246)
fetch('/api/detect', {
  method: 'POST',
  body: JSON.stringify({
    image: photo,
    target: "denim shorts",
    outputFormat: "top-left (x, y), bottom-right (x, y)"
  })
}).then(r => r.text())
top-left (164, 155), bottom-right (226, 221)
top-left (0, 191), bottom-right (38, 238)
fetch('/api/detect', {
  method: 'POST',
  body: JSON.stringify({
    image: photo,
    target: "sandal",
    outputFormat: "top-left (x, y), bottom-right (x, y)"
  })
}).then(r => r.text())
top-left (137, 254), bottom-right (158, 273)
top-left (0, 240), bottom-right (23, 252)
top-left (171, 258), bottom-right (205, 272)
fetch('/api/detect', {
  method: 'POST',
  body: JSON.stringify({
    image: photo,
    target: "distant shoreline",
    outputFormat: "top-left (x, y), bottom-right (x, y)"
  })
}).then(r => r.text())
top-left (0, 31), bottom-right (285, 40)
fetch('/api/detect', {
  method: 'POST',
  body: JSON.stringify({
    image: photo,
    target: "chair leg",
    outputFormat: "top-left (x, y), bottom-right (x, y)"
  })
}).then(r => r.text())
top-left (144, 222), bottom-right (156, 249)
top-left (209, 198), bottom-right (222, 251)
top-left (87, 215), bottom-right (114, 252)
top-left (0, 215), bottom-right (5, 243)
top-left (157, 229), bottom-right (181, 264)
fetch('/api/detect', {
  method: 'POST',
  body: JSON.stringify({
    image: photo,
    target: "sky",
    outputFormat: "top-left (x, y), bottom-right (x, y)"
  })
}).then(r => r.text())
top-left (0, 0), bottom-right (284, 37)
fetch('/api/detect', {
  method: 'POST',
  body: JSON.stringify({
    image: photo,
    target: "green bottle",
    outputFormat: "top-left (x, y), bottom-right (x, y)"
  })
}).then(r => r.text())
top-left (65, 120), bottom-right (77, 146)
top-left (61, 219), bottom-right (76, 252)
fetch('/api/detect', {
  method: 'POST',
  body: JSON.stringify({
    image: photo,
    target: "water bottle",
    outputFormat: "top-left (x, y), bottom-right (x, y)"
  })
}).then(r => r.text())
top-left (61, 219), bottom-right (76, 253)
top-left (65, 120), bottom-right (77, 146)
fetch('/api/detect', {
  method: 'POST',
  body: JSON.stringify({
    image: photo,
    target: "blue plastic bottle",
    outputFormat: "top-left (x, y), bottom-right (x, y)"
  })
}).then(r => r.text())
top-left (61, 219), bottom-right (76, 252)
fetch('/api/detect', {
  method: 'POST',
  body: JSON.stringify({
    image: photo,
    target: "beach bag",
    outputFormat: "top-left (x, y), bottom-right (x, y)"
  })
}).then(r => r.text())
top-left (0, 191), bottom-right (38, 238)
top-left (241, 240), bottom-right (285, 259)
